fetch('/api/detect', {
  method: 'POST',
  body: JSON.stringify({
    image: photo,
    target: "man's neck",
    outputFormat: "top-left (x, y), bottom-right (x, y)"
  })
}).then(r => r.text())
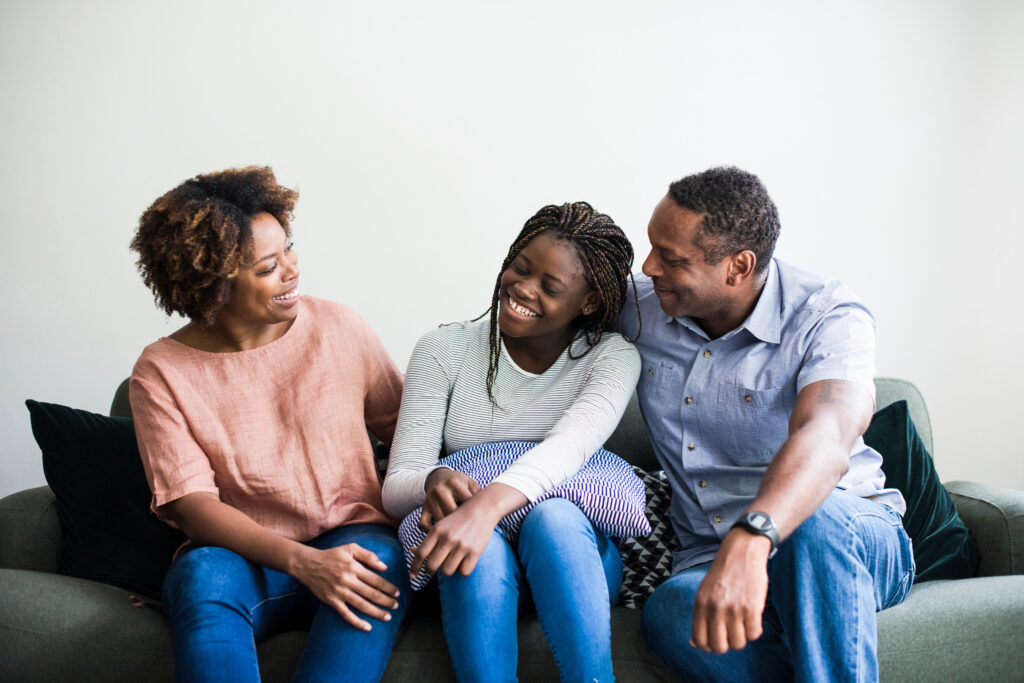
top-left (694, 276), bottom-right (767, 340)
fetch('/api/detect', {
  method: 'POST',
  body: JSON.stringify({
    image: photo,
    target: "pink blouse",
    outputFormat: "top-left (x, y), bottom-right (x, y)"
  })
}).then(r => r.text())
top-left (130, 296), bottom-right (403, 542)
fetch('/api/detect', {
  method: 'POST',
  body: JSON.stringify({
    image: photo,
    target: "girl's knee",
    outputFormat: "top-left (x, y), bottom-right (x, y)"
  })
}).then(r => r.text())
top-left (520, 498), bottom-right (591, 540)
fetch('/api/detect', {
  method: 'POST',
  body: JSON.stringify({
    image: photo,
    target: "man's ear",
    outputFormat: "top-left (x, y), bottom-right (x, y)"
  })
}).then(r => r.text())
top-left (727, 250), bottom-right (757, 285)
top-left (581, 291), bottom-right (603, 316)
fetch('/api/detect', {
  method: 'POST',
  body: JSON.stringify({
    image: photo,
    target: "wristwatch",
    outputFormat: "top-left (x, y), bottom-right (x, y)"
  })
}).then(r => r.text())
top-left (731, 511), bottom-right (779, 559)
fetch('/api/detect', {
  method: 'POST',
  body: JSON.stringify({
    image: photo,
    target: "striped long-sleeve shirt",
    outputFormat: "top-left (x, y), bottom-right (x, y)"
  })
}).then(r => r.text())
top-left (381, 319), bottom-right (641, 518)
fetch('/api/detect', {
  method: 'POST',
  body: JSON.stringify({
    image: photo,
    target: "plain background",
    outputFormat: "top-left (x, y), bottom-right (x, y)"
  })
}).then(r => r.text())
top-left (2, 0), bottom-right (1022, 498)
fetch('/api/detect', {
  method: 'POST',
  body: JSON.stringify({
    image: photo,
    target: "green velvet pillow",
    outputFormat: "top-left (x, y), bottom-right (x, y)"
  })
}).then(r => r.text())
top-left (26, 400), bottom-right (186, 600)
top-left (864, 400), bottom-right (980, 582)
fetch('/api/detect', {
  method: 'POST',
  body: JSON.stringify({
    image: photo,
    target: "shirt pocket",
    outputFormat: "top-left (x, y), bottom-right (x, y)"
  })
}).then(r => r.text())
top-left (716, 383), bottom-right (789, 466)
top-left (639, 362), bottom-right (682, 400)
top-left (638, 362), bottom-right (683, 432)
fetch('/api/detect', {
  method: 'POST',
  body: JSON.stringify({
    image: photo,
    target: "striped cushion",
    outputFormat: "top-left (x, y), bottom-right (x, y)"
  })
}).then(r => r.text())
top-left (398, 441), bottom-right (651, 590)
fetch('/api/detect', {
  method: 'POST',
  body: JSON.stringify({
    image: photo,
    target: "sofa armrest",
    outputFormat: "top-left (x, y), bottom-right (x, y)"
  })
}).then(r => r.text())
top-left (0, 486), bottom-right (62, 573)
top-left (945, 480), bottom-right (1024, 577)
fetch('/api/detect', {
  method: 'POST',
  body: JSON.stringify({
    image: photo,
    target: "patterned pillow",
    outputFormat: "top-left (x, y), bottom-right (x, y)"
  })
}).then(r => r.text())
top-left (398, 441), bottom-right (651, 590)
top-left (618, 467), bottom-right (679, 609)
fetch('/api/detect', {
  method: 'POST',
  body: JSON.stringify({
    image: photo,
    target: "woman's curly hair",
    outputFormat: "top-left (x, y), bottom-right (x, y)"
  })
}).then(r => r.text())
top-left (130, 166), bottom-right (298, 326)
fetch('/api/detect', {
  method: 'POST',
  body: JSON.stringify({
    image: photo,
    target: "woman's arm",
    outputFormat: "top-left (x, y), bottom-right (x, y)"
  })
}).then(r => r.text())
top-left (167, 492), bottom-right (400, 632)
top-left (355, 310), bottom-right (404, 445)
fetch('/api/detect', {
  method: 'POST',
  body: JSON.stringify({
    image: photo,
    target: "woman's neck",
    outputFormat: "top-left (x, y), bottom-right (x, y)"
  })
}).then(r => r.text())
top-left (169, 318), bottom-right (294, 353)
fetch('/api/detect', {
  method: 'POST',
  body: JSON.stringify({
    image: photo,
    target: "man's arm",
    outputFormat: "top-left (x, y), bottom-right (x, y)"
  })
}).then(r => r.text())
top-left (689, 378), bottom-right (873, 654)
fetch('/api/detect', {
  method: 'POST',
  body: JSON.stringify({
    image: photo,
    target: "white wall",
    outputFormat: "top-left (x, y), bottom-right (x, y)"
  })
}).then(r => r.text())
top-left (2, 0), bottom-right (1022, 497)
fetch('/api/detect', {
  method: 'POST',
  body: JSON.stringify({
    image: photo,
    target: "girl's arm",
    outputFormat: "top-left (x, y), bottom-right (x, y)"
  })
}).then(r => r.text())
top-left (382, 327), bottom-right (463, 518)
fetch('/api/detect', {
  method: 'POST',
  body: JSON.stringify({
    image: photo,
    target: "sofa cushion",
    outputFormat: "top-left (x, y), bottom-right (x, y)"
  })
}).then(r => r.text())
top-left (618, 467), bottom-right (678, 609)
top-left (25, 400), bottom-right (186, 599)
top-left (864, 400), bottom-right (980, 582)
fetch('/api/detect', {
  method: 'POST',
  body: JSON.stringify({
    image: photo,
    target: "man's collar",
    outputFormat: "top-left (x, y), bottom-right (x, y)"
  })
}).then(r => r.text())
top-left (738, 259), bottom-right (781, 344)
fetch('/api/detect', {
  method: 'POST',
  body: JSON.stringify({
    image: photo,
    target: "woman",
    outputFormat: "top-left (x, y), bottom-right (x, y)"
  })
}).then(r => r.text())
top-left (129, 166), bottom-right (409, 682)
top-left (382, 202), bottom-right (642, 682)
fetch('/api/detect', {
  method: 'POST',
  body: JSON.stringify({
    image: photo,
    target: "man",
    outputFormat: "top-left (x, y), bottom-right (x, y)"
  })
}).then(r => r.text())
top-left (618, 167), bottom-right (914, 682)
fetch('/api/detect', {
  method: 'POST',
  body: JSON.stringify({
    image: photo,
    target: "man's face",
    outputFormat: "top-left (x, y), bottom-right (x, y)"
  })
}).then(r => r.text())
top-left (641, 195), bottom-right (734, 323)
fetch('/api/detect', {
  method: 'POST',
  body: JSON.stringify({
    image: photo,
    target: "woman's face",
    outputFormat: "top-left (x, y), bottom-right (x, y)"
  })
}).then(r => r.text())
top-left (217, 211), bottom-right (300, 328)
top-left (497, 231), bottom-right (600, 346)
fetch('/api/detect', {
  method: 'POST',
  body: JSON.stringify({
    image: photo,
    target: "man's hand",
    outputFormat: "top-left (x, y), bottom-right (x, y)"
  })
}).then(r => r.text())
top-left (420, 468), bottom-right (481, 530)
top-left (690, 528), bottom-right (773, 654)
top-left (290, 543), bottom-right (402, 632)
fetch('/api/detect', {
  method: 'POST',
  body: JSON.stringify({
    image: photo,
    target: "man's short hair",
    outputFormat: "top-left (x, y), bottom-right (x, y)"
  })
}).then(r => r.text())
top-left (668, 166), bottom-right (780, 274)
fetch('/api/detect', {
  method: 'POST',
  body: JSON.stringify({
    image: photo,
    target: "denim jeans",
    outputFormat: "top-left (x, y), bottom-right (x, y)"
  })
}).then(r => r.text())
top-left (437, 497), bottom-right (623, 682)
top-left (162, 523), bottom-right (410, 683)
top-left (642, 492), bottom-right (915, 683)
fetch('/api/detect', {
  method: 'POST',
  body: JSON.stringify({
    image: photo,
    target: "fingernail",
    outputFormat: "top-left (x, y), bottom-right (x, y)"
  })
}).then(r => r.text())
top-left (383, 613), bottom-right (391, 622)
top-left (394, 590), bottom-right (401, 597)
top-left (362, 623), bottom-right (372, 632)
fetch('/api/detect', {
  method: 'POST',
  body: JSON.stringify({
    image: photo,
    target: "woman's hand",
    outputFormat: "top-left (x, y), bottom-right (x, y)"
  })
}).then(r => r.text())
top-left (410, 483), bottom-right (528, 579)
top-left (420, 468), bottom-right (481, 530)
top-left (166, 493), bottom-right (401, 631)
top-left (290, 543), bottom-right (402, 632)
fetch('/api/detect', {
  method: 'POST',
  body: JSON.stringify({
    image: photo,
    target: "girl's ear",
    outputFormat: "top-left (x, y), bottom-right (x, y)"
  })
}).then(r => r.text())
top-left (581, 291), bottom-right (603, 316)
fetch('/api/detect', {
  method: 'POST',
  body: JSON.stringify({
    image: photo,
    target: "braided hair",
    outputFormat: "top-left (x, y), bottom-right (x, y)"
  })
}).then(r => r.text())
top-left (484, 201), bottom-right (640, 400)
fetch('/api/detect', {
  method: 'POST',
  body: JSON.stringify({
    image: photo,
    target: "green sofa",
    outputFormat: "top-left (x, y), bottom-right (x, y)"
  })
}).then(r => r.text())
top-left (2, 378), bottom-right (1022, 681)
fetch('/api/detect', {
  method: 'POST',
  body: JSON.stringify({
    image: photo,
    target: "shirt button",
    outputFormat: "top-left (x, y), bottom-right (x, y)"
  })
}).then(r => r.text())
top-left (685, 396), bottom-right (694, 405)
top-left (687, 442), bottom-right (696, 451)
top-left (699, 480), bottom-right (708, 488)
top-left (647, 368), bottom-right (654, 376)
top-left (744, 394), bottom-right (753, 403)
top-left (703, 350), bottom-right (713, 358)
top-left (714, 515), bottom-right (723, 523)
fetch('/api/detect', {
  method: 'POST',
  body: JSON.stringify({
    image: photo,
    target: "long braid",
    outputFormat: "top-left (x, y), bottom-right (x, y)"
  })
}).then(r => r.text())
top-left (484, 202), bottom-right (642, 402)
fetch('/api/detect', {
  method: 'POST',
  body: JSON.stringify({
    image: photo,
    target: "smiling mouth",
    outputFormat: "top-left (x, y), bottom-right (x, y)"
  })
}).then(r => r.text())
top-left (651, 280), bottom-right (674, 297)
top-left (273, 287), bottom-right (300, 302)
top-left (505, 292), bottom-right (539, 318)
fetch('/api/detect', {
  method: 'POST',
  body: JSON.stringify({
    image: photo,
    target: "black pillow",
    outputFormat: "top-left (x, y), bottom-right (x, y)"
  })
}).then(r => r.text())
top-left (26, 400), bottom-right (186, 600)
top-left (863, 400), bottom-right (980, 582)
top-left (618, 467), bottom-right (679, 609)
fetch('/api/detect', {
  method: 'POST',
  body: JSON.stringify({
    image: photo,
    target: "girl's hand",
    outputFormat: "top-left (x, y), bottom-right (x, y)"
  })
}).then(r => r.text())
top-left (291, 543), bottom-right (401, 632)
top-left (410, 498), bottom-right (498, 578)
top-left (420, 468), bottom-right (481, 530)
top-left (410, 483), bottom-right (528, 579)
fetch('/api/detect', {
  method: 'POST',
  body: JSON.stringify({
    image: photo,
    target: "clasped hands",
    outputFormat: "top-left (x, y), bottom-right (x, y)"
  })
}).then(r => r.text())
top-left (409, 468), bottom-right (503, 580)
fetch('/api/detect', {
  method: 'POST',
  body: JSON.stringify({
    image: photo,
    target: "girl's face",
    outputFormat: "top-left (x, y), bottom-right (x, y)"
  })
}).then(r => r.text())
top-left (497, 231), bottom-right (601, 347)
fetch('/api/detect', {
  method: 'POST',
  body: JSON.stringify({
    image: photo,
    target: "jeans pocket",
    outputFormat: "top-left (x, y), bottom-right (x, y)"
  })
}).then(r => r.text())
top-left (882, 510), bottom-right (916, 610)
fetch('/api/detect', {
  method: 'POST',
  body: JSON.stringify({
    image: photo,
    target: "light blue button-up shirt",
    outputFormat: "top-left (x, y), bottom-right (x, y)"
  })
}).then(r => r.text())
top-left (619, 259), bottom-right (905, 572)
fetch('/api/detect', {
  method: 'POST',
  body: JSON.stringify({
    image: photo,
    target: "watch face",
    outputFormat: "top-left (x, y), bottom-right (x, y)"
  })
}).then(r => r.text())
top-left (748, 512), bottom-right (771, 530)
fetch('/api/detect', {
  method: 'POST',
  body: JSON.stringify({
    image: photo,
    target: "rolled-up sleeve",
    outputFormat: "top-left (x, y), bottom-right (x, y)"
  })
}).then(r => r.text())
top-left (130, 359), bottom-right (218, 524)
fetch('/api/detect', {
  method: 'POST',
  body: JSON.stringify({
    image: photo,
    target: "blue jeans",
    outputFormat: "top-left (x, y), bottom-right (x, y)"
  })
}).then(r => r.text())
top-left (437, 498), bottom-right (623, 682)
top-left (162, 523), bottom-right (410, 683)
top-left (642, 492), bottom-right (915, 683)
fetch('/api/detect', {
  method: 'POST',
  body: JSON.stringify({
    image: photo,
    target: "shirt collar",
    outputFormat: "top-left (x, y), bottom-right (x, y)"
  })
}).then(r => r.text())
top-left (738, 258), bottom-right (781, 344)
